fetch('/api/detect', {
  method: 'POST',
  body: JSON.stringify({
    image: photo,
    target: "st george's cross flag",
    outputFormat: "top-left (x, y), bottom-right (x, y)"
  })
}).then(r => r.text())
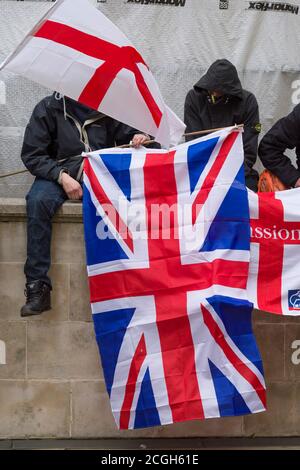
top-left (248, 188), bottom-right (300, 316)
top-left (0, 0), bottom-right (185, 148)
top-left (83, 128), bottom-right (266, 430)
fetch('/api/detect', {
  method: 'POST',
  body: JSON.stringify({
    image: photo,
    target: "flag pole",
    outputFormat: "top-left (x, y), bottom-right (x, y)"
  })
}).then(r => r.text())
top-left (119, 123), bottom-right (244, 148)
top-left (0, 124), bottom-right (244, 179)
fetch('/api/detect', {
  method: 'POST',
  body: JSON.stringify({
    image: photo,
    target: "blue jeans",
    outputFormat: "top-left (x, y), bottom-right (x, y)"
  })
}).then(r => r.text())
top-left (24, 178), bottom-right (68, 287)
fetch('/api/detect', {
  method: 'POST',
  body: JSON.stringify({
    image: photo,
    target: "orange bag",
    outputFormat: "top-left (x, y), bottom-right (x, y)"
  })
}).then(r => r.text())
top-left (258, 169), bottom-right (288, 192)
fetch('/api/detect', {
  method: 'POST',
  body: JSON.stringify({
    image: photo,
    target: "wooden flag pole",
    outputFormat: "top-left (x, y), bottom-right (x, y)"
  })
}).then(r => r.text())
top-left (119, 123), bottom-right (244, 148)
top-left (0, 124), bottom-right (244, 179)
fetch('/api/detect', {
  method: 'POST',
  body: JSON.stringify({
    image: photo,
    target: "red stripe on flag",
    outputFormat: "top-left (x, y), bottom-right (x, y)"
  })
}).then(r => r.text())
top-left (201, 304), bottom-right (266, 408)
top-left (120, 334), bottom-right (147, 429)
top-left (84, 158), bottom-right (134, 252)
top-left (143, 151), bottom-right (205, 422)
top-left (192, 131), bottom-right (239, 224)
top-left (254, 194), bottom-right (284, 314)
top-left (35, 20), bottom-right (163, 127)
top-left (88, 258), bottom-right (249, 303)
top-left (155, 292), bottom-right (205, 421)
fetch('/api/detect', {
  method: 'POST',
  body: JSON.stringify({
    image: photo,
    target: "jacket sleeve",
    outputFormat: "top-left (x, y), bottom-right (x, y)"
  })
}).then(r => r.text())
top-left (113, 121), bottom-right (137, 146)
top-left (184, 90), bottom-right (201, 142)
top-left (112, 121), bottom-right (160, 149)
top-left (258, 105), bottom-right (300, 187)
top-left (242, 93), bottom-right (260, 179)
top-left (21, 100), bottom-right (63, 181)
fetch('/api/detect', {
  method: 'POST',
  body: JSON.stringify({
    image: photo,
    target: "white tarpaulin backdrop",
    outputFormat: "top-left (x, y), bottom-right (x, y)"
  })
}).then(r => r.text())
top-left (1, 0), bottom-right (300, 196)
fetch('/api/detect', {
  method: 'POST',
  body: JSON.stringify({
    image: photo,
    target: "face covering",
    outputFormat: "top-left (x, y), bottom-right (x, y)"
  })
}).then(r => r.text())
top-left (207, 93), bottom-right (229, 105)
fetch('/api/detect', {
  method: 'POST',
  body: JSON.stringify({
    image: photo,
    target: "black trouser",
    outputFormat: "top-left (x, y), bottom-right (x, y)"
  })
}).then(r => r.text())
top-left (24, 178), bottom-right (67, 287)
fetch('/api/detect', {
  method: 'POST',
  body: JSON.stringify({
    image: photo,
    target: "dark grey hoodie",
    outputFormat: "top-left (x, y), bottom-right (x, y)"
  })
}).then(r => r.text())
top-left (184, 59), bottom-right (260, 191)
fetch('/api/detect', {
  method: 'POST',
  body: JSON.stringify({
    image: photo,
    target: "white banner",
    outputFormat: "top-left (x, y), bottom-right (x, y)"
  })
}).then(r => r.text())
top-left (1, 0), bottom-right (300, 194)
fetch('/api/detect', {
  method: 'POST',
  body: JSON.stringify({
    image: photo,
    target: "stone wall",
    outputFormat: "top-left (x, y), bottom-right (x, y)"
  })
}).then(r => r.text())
top-left (1, 198), bottom-right (300, 439)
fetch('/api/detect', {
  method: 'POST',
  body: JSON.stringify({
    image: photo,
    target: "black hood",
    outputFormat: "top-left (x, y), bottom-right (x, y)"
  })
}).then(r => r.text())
top-left (194, 59), bottom-right (243, 100)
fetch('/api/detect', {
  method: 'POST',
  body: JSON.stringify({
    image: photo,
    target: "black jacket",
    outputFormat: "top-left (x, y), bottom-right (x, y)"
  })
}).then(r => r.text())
top-left (184, 59), bottom-right (260, 191)
top-left (258, 104), bottom-right (300, 188)
top-left (21, 93), bottom-right (141, 182)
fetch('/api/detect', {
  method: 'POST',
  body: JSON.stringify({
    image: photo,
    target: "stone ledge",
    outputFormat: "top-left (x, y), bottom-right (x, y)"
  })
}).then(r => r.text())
top-left (0, 198), bottom-right (82, 223)
top-left (6, 437), bottom-right (300, 449)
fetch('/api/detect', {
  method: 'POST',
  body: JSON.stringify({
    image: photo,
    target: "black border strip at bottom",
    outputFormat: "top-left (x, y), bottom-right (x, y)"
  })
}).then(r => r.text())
top-left (1, 437), bottom-right (300, 450)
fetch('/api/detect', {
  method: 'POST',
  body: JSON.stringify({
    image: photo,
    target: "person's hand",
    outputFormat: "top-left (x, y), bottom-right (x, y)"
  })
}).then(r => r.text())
top-left (295, 178), bottom-right (300, 188)
top-left (61, 173), bottom-right (83, 200)
top-left (131, 133), bottom-right (150, 148)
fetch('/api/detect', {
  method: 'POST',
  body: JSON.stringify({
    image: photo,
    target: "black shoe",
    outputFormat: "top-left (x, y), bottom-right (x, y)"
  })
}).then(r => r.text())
top-left (20, 280), bottom-right (51, 317)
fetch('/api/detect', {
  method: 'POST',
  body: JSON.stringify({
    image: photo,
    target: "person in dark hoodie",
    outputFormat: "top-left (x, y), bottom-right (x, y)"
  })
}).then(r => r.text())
top-left (20, 93), bottom-right (152, 317)
top-left (258, 105), bottom-right (300, 189)
top-left (184, 59), bottom-right (261, 191)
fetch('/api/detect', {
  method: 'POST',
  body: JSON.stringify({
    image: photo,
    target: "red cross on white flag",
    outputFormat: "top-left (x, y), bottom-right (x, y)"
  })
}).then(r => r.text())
top-left (0, 0), bottom-right (185, 148)
top-left (248, 189), bottom-right (300, 316)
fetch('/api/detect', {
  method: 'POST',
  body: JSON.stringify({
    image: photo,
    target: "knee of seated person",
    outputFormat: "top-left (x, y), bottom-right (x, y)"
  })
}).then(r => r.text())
top-left (26, 192), bottom-right (57, 218)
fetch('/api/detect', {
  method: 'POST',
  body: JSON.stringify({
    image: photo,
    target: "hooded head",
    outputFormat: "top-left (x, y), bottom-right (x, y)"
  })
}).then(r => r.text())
top-left (194, 59), bottom-right (243, 101)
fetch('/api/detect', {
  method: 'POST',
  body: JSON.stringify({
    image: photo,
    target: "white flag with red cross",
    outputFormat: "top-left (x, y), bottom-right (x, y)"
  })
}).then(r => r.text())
top-left (247, 189), bottom-right (300, 316)
top-left (0, 0), bottom-right (185, 148)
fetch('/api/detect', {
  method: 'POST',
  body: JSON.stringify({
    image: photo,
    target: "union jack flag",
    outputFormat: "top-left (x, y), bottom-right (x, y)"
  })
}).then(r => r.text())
top-left (83, 128), bottom-right (266, 430)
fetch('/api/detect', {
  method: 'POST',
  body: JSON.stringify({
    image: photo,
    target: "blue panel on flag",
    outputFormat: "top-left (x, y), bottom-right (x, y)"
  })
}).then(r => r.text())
top-left (187, 137), bottom-right (219, 193)
top-left (93, 307), bottom-right (136, 394)
top-left (200, 166), bottom-right (250, 252)
top-left (134, 368), bottom-right (161, 429)
top-left (208, 295), bottom-right (264, 376)
top-left (100, 153), bottom-right (132, 201)
top-left (209, 360), bottom-right (251, 417)
top-left (83, 184), bottom-right (129, 265)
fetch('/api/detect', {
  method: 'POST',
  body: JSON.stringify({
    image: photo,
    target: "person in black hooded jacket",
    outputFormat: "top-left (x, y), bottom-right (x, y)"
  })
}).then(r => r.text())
top-left (184, 59), bottom-right (261, 192)
top-left (258, 105), bottom-right (300, 189)
top-left (20, 92), bottom-right (152, 317)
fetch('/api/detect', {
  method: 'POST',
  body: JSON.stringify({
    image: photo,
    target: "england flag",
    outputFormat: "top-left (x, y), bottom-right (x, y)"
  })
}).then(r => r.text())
top-left (0, 0), bottom-right (185, 147)
top-left (248, 189), bottom-right (300, 315)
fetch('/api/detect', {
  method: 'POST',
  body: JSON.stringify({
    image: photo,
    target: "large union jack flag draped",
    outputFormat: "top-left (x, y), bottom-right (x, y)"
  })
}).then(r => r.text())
top-left (83, 128), bottom-right (266, 430)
